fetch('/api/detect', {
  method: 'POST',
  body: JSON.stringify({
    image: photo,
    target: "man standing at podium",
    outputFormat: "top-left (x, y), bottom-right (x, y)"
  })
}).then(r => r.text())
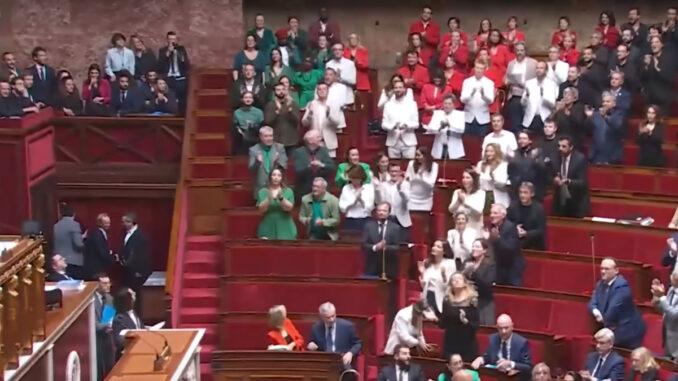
top-left (307, 302), bottom-right (362, 369)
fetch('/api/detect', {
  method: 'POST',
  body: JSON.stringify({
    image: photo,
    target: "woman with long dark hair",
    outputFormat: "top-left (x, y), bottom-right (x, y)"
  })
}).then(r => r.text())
top-left (57, 76), bottom-right (83, 116)
top-left (256, 167), bottom-right (297, 240)
top-left (595, 11), bottom-right (620, 49)
top-left (418, 240), bottom-right (457, 317)
top-left (406, 146), bottom-right (439, 211)
top-left (473, 19), bottom-right (492, 51)
top-left (264, 48), bottom-right (294, 89)
top-left (233, 34), bottom-right (268, 81)
top-left (636, 104), bottom-right (665, 167)
top-left (421, 70), bottom-right (450, 125)
top-left (448, 168), bottom-right (485, 231)
top-left (463, 238), bottom-right (496, 325)
top-left (82, 63), bottom-right (111, 116)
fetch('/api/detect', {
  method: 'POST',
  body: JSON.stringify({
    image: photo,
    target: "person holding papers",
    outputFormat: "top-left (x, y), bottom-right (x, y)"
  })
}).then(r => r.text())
top-left (427, 94), bottom-right (466, 159)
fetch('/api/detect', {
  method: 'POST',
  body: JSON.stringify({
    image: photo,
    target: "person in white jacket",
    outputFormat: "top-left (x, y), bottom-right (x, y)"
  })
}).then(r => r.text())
top-left (339, 164), bottom-right (375, 232)
top-left (376, 162), bottom-right (412, 239)
top-left (460, 61), bottom-right (495, 137)
top-left (405, 147), bottom-right (439, 212)
top-left (481, 114), bottom-right (517, 159)
top-left (382, 80), bottom-right (419, 159)
top-left (476, 143), bottom-right (510, 208)
top-left (383, 299), bottom-right (435, 355)
top-left (521, 61), bottom-right (558, 132)
top-left (303, 82), bottom-right (346, 158)
top-left (446, 212), bottom-right (479, 263)
top-left (448, 168), bottom-right (486, 231)
top-left (325, 43), bottom-right (356, 106)
top-left (426, 95), bottom-right (466, 159)
top-left (545, 45), bottom-right (569, 86)
top-left (418, 240), bottom-right (457, 317)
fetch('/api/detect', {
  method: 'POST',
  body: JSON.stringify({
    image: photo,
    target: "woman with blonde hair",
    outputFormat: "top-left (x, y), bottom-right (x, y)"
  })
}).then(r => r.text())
top-left (266, 305), bottom-right (304, 351)
top-left (625, 347), bottom-right (659, 381)
top-left (532, 362), bottom-right (552, 381)
top-left (438, 272), bottom-right (479, 361)
top-left (476, 142), bottom-right (509, 209)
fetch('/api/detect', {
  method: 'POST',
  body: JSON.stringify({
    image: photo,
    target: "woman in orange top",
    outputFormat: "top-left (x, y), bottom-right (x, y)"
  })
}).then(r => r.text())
top-left (266, 305), bottom-right (305, 351)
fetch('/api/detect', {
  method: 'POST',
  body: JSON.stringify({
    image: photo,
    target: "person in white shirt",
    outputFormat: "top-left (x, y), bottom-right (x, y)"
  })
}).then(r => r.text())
top-left (460, 60), bottom-right (495, 137)
top-left (449, 168), bottom-right (486, 231)
top-left (405, 147), bottom-right (439, 211)
top-left (372, 152), bottom-right (391, 190)
top-left (426, 94), bottom-right (466, 159)
top-left (382, 80), bottom-right (419, 159)
top-left (376, 162), bottom-right (412, 238)
top-left (378, 73), bottom-right (414, 110)
top-left (477, 143), bottom-right (510, 208)
top-left (383, 300), bottom-right (434, 355)
top-left (521, 61), bottom-right (558, 132)
top-left (447, 212), bottom-right (479, 263)
top-left (303, 82), bottom-right (346, 158)
top-left (339, 164), bottom-right (375, 232)
top-left (105, 33), bottom-right (135, 81)
top-left (418, 240), bottom-right (457, 317)
top-left (325, 43), bottom-right (356, 106)
top-left (505, 42), bottom-right (538, 132)
top-left (323, 67), bottom-right (350, 112)
top-left (482, 114), bottom-right (518, 159)
top-left (545, 45), bottom-right (569, 86)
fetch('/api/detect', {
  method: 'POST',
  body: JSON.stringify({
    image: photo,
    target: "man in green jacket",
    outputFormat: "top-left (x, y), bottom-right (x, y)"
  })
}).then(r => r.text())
top-left (299, 177), bottom-right (340, 241)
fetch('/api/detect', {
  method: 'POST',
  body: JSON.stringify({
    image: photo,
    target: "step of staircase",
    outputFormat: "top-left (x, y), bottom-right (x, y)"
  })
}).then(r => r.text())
top-left (186, 235), bottom-right (222, 251)
top-left (184, 250), bottom-right (222, 273)
top-left (183, 273), bottom-right (220, 289)
top-left (181, 288), bottom-right (220, 308)
top-left (179, 307), bottom-right (219, 324)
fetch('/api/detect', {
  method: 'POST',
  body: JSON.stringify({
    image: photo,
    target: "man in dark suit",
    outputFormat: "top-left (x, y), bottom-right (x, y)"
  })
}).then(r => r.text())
top-left (586, 91), bottom-right (625, 165)
top-left (588, 258), bottom-right (646, 349)
top-left (112, 287), bottom-right (144, 359)
top-left (46, 254), bottom-right (73, 282)
top-left (120, 212), bottom-right (151, 293)
top-left (489, 204), bottom-right (524, 286)
top-left (307, 302), bottom-right (362, 369)
top-left (158, 31), bottom-right (190, 115)
top-left (377, 344), bottom-right (426, 381)
top-left (230, 63), bottom-right (267, 109)
top-left (0, 81), bottom-right (23, 117)
top-left (53, 204), bottom-right (85, 279)
top-left (0, 52), bottom-right (22, 82)
top-left (580, 328), bottom-right (625, 381)
top-left (110, 72), bottom-right (146, 116)
top-left (552, 135), bottom-right (590, 218)
top-left (25, 47), bottom-right (57, 106)
top-left (362, 202), bottom-right (402, 279)
top-left (640, 37), bottom-right (675, 117)
top-left (84, 213), bottom-right (114, 280)
top-left (471, 314), bottom-right (532, 379)
top-left (507, 182), bottom-right (546, 250)
top-left (94, 273), bottom-right (114, 380)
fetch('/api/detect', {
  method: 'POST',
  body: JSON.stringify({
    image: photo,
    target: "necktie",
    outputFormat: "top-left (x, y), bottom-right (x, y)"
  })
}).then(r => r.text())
top-left (561, 156), bottom-right (568, 178)
top-left (669, 289), bottom-right (675, 306)
top-left (325, 325), bottom-right (334, 352)
top-left (121, 91), bottom-right (126, 103)
top-left (40, 67), bottom-right (45, 81)
top-left (501, 340), bottom-right (509, 360)
top-left (593, 356), bottom-right (604, 378)
top-left (378, 222), bottom-right (384, 238)
top-left (399, 369), bottom-right (405, 381)
top-left (600, 284), bottom-right (610, 312)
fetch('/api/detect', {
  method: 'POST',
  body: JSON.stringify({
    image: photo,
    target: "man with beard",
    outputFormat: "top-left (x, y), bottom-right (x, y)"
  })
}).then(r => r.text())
top-left (578, 47), bottom-right (607, 107)
top-left (377, 345), bottom-right (426, 381)
top-left (586, 91), bottom-right (625, 165)
top-left (507, 182), bottom-right (546, 250)
top-left (381, 80), bottom-right (419, 159)
top-left (608, 38), bottom-right (640, 93)
top-left (508, 130), bottom-right (548, 201)
top-left (0, 52), bottom-right (21, 82)
top-left (589, 31), bottom-right (611, 68)
top-left (620, 7), bottom-right (648, 49)
top-left (521, 61), bottom-right (558, 133)
top-left (553, 87), bottom-right (587, 149)
top-left (264, 82), bottom-right (300, 153)
top-left (302, 82), bottom-right (345, 158)
top-left (552, 135), bottom-right (590, 218)
top-left (408, 5), bottom-right (441, 63)
top-left (640, 36), bottom-right (676, 116)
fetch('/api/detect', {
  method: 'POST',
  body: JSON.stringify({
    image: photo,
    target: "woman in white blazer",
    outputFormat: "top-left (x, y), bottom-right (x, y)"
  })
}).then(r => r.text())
top-left (446, 212), bottom-right (479, 263)
top-left (418, 240), bottom-right (457, 316)
top-left (383, 299), bottom-right (433, 355)
top-left (448, 168), bottom-right (486, 231)
top-left (339, 164), bottom-right (375, 231)
top-left (405, 147), bottom-right (439, 211)
top-left (476, 143), bottom-right (510, 208)
top-left (426, 95), bottom-right (466, 159)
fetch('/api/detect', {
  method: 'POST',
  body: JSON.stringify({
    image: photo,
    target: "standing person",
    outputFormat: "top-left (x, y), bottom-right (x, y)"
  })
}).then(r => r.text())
top-left (343, 33), bottom-right (371, 92)
top-left (596, 11), bottom-right (620, 50)
top-left (503, 16), bottom-right (526, 52)
top-left (120, 212), bottom-right (151, 294)
top-left (105, 33), bottom-right (135, 81)
top-left (294, 57), bottom-right (323, 109)
top-left (231, 63), bottom-right (267, 109)
top-left (397, 50), bottom-right (430, 109)
top-left (552, 136), bottom-right (589, 218)
top-left (650, 272), bottom-right (678, 360)
top-left (508, 130), bottom-right (548, 201)
top-left (292, 129), bottom-right (336, 199)
top-left (477, 143), bottom-right (510, 208)
top-left (463, 238), bottom-right (496, 325)
top-left (383, 299), bottom-right (432, 355)
top-left (233, 35), bottom-right (268, 81)
top-left (504, 42), bottom-right (538, 133)
top-left (585, 91), bottom-right (624, 165)
top-left (286, 16), bottom-right (309, 55)
top-left (448, 169), bottom-right (485, 232)
top-left (418, 240), bottom-right (457, 317)
top-left (82, 64), bottom-right (111, 116)
top-left (248, 126), bottom-right (287, 198)
top-left (446, 212), bottom-right (479, 264)
top-left (640, 36), bottom-right (675, 117)
top-left (335, 147), bottom-right (372, 189)
top-left (248, 14), bottom-right (276, 54)
top-left (308, 7), bottom-right (341, 48)
top-left (264, 82), bottom-right (301, 153)
top-left (112, 288), bottom-right (145, 359)
top-left (130, 34), bottom-right (157, 82)
top-left (263, 48), bottom-right (294, 89)
top-left (409, 5), bottom-right (441, 60)
top-left (441, 17), bottom-right (469, 48)
top-left (488, 204), bottom-right (523, 286)
top-left (233, 91), bottom-right (264, 155)
top-left (375, 163), bottom-right (412, 240)
top-left (460, 61), bottom-right (495, 137)
top-left (372, 152), bottom-right (391, 190)
top-left (299, 178), bottom-right (340, 241)
top-left (302, 82), bottom-right (345, 158)
top-left (507, 182), bottom-right (546, 250)
top-left (307, 302), bottom-right (363, 369)
top-left (381, 79), bottom-right (419, 159)
top-left (0, 52), bottom-right (22, 82)
top-left (325, 43), bottom-right (356, 106)
top-left (94, 274), bottom-right (114, 380)
top-left (636, 105), bottom-right (665, 167)
top-left (545, 45), bottom-right (569, 86)
top-left (405, 147), bottom-right (439, 212)
top-left (471, 314), bottom-right (533, 377)
top-left (362, 202), bottom-right (402, 278)
top-left (482, 114), bottom-right (517, 158)
top-left (420, 71), bottom-right (449, 125)
top-left (26, 47), bottom-right (57, 106)
top-left (256, 168), bottom-right (297, 240)
top-left (439, 273), bottom-right (479, 361)
top-left (426, 94), bottom-right (465, 160)
top-left (339, 164), bottom-right (375, 232)
top-left (553, 87), bottom-right (587, 149)
top-left (53, 204), bottom-right (85, 279)
top-left (622, 7), bottom-right (648, 49)
top-left (521, 62), bottom-right (558, 133)
top-left (439, 31), bottom-right (470, 74)
top-left (84, 213), bottom-right (114, 280)
top-left (551, 16), bottom-right (577, 49)
top-left (158, 31), bottom-right (190, 115)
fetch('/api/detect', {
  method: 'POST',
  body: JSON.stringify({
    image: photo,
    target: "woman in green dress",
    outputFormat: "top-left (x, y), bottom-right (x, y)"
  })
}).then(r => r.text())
top-left (335, 147), bottom-right (373, 189)
top-left (294, 57), bottom-right (324, 109)
top-left (263, 48), bottom-right (295, 89)
top-left (256, 168), bottom-right (297, 240)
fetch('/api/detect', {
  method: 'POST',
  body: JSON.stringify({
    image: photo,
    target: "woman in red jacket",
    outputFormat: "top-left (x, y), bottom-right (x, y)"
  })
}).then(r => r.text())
top-left (439, 30), bottom-right (469, 73)
top-left (595, 10), bottom-right (620, 49)
top-left (441, 17), bottom-right (469, 48)
top-left (344, 33), bottom-right (371, 92)
top-left (487, 29), bottom-right (513, 80)
top-left (266, 305), bottom-right (304, 351)
top-left (559, 35), bottom-right (580, 67)
top-left (420, 71), bottom-right (450, 125)
top-left (473, 19), bottom-right (492, 52)
top-left (81, 63), bottom-right (112, 116)
top-left (551, 16), bottom-right (577, 48)
top-left (408, 32), bottom-right (434, 68)
top-left (441, 56), bottom-right (464, 106)
top-left (502, 16), bottom-right (526, 52)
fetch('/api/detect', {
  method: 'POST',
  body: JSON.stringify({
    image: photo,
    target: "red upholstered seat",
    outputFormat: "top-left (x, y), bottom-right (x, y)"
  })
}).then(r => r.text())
top-left (546, 299), bottom-right (593, 337)
top-left (588, 198), bottom-right (676, 226)
top-left (495, 294), bottom-right (553, 333)
top-left (641, 312), bottom-right (664, 354)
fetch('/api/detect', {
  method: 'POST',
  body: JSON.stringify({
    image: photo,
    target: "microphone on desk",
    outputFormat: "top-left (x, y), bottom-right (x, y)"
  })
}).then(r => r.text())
top-left (128, 330), bottom-right (172, 371)
top-left (589, 233), bottom-right (596, 289)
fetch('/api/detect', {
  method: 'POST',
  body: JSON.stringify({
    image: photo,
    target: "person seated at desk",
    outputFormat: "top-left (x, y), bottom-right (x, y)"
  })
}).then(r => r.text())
top-left (384, 299), bottom-right (433, 355)
top-left (532, 363), bottom-right (552, 381)
top-left (0, 80), bottom-right (23, 117)
top-left (438, 354), bottom-right (481, 381)
top-left (418, 240), bottom-right (457, 317)
top-left (256, 167), bottom-right (297, 240)
top-left (339, 164), bottom-right (375, 232)
top-left (378, 345), bottom-right (427, 381)
top-left (82, 64), bottom-right (111, 117)
top-left (307, 302), bottom-right (362, 369)
top-left (299, 177), bottom-right (340, 241)
top-left (10, 77), bottom-right (39, 114)
top-left (266, 304), bottom-right (304, 351)
top-left (336, 147), bottom-right (372, 189)
top-left (110, 72), bottom-right (145, 116)
top-left (579, 328), bottom-right (625, 381)
top-left (46, 254), bottom-right (74, 281)
top-left (625, 347), bottom-right (659, 381)
top-left (56, 76), bottom-right (83, 116)
top-left (112, 287), bottom-right (145, 359)
top-left (507, 182), bottom-right (546, 250)
top-left (471, 314), bottom-right (533, 378)
top-left (146, 78), bottom-right (178, 115)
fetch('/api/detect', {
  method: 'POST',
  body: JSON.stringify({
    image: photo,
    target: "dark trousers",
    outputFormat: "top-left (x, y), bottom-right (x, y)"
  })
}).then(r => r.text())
top-left (364, 248), bottom-right (398, 279)
top-left (166, 77), bottom-right (188, 116)
top-left (505, 97), bottom-right (524, 133)
top-left (231, 127), bottom-right (256, 155)
top-left (495, 261), bottom-right (524, 287)
top-left (66, 264), bottom-right (85, 280)
top-left (465, 119), bottom-right (490, 137)
top-left (344, 217), bottom-right (368, 232)
top-left (525, 115), bottom-right (545, 136)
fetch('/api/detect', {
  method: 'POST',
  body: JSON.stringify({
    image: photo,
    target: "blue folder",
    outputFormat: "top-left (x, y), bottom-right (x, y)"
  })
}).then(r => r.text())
top-left (101, 305), bottom-right (116, 325)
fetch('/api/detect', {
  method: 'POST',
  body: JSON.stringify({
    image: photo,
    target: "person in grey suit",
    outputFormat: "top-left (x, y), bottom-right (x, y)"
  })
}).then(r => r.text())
top-left (53, 204), bottom-right (85, 279)
top-left (651, 271), bottom-right (678, 360)
top-left (362, 202), bottom-right (402, 279)
top-left (248, 125), bottom-right (287, 198)
top-left (94, 274), bottom-right (114, 380)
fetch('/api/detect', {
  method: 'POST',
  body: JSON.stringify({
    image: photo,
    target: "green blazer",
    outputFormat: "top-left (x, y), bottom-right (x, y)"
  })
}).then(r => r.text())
top-left (334, 162), bottom-right (372, 189)
top-left (299, 192), bottom-right (340, 241)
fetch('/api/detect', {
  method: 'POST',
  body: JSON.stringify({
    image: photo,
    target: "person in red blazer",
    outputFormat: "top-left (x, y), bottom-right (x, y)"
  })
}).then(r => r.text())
top-left (409, 5), bottom-right (440, 54)
top-left (441, 55), bottom-right (464, 107)
top-left (473, 19), bottom-right (492, 52)
top-left (560, 36), bottom-right (580, 67)
top-left (502, 16), bottom-right (526, 52)
top-left (81, 63), bottom-right (112, 116)
top-left (397, 50), bottom-right (430, 109)
top-left (441, 17), bottom-right (469, 48)
top-left (344, 34), bottom-right (370, 92)
top-left (595, 11), bottom-right (620, 49)
top-left (266, 305), bottom-right (305, 351)
top-left (408, 33), bottom-right (434, 68)
top-left (551, 16), bottom-right (578, 48)
top-left (439, 31), bottom-right (469, 73)
top-left (488, 30), bottom-right (513, 79)
top-left (420, 71), bottom-right (451, 125)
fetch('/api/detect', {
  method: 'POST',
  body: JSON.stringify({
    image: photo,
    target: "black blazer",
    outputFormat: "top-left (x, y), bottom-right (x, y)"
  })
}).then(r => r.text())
top-left (551, 150), bottom-right (590, 218)
top-left (0, 95), bottom-right (23, 117)
top-left (361, 219), bottom-right (401, 254)
top-left (464, 260), bottom-right (496, 303)
top-left (84, 228), bottom-right (113, 279)
top-left (624, 368), bottom-right (658, 381)
top-left (134, 50), bottom-right (158, 80)
top-left (112, 311), bottom-right (142, 358)
top-left (158, 45), bottom-right (190, 78)
top-left (110, 86), bottom-right (146, 116)
top-left (635, 123), bottom-right (664, 168)
top-left (26, 64), bottom-right (58, 105)
top-left (121, 229), bottom-right (151, 281)
top-left (491, 220), bottom-right (523, 270)
top-left (640, 52), bottom-right (676, 104)
top-left (230, 77), bottom-right (268, 109)
top-left (507, 201), bottom-right (547, 250)
top-left (46, 272), bottom-right (70, 282)
top-left (148, 91), bottom-right (178, 115)
top-left (377, 364), bottom-right (426, 381)
top-left (507, 146), bottom-right (549, 200)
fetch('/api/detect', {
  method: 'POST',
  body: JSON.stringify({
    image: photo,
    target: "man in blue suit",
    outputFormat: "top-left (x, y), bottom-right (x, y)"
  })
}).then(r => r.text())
top-left (25, 47), bottom-right (57, 106)
top-left (588, 258), bottom-right (646, 349)
top-left (471, 314), bottom-right (532, 380)
top-left (579, 328), bottom-right (625, 381)
top-left (307, 302), bottom-right (362, 369)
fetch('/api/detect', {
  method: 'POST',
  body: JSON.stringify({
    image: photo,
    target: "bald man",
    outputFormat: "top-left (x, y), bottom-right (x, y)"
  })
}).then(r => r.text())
top-left (472, 314), bottom-right (532, 379)
top-left (588, 258), bottom-right (646, 349)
